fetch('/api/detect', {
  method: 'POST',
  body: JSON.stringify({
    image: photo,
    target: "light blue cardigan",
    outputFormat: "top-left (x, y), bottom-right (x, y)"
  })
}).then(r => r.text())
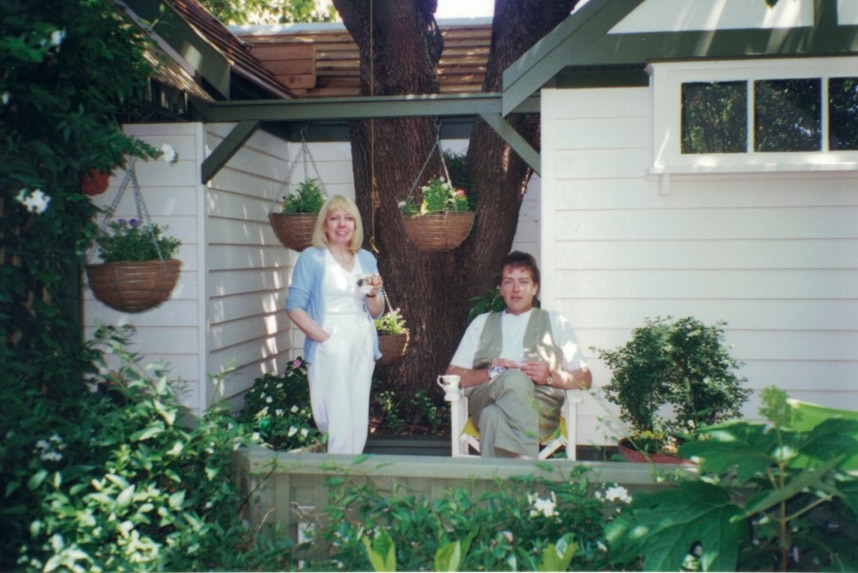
top-left (285, 247), bottom-right (385, 363)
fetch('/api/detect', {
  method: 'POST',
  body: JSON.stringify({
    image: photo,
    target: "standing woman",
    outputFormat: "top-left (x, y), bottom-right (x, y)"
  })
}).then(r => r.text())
top-left (286, 195), bottom-right (385, 454)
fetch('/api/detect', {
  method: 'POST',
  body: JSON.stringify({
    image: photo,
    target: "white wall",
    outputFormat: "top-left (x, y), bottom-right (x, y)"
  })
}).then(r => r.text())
top-left (541, 86), bottom-right (858, 447)
top-left (84, 123), bottom-right (208, 412)
top-left (85, 125), bottom-right (540, 416)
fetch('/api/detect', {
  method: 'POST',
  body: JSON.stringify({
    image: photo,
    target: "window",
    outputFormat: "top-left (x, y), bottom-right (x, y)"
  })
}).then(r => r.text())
top-left (829, 77), bottom-right (858, 150)
top-left (681, 81), bottom-right (747, 154)
top-left (651, 59), bottom-right (858, 174)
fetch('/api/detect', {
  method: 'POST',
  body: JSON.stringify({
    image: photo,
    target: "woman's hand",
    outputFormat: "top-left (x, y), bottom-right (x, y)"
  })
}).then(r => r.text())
top-left (366, 274), bottom-right (383, 298)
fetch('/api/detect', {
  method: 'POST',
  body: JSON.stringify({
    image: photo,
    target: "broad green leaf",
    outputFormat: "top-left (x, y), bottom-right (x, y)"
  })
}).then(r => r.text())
top-left (539, 533), bottom-right (578, 572)
top-left (738, 456), bottom-right (842, 519)
top-left (131, 424), bottom-right (164, 442)
top-left (608, 482), bottom-right (745, 572)
top-left (27, 470), bottom-right (48, 490)
top-left (169, 490), bottom-right (186, 510)
top-left (116, 485), bottom-right (135, 508)
top-left (435, 540), bottom-right (463, 572)
top-left (362, 529), bottom-right (396, 572)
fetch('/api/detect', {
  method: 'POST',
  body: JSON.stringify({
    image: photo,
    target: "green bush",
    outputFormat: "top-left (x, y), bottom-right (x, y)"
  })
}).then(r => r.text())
top-left (238, 358), bottom-right (325, 451)
top-left (297, 466), bottom-right (626, 571)
top-left (2, 326), bottom-right (295, 571)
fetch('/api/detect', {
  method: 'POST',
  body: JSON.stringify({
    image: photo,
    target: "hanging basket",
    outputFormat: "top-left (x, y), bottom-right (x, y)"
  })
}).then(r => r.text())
top-left (377, 332), bottom-right (409, 366)
top-left (81, 168), bottom-right (111, 196)
top-left (402, 211), bottom-right (475, 252)
top-left (269, 212), bottom-right (317, 251)
top-left (86, 259), bottom-right (182, 313)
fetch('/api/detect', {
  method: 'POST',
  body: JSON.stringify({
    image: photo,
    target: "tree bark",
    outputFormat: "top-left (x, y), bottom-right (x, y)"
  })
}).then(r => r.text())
top-left (332, 0), bottom-right (577, 405)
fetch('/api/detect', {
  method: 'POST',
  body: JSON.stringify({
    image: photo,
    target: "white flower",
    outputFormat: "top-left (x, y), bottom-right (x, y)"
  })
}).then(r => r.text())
top-left (16, 189), bottom-right (50, 214)
top-left (259, 406), bottom-right (269, 416)
top-left (604, 485), bottom-right (632, 504)
top-left (275, 409), bottom-right (284, 417)
top-left (397, 201), bottom-right (406, 208)
top-left (527, 491), bottom-right (558, 519)
top-left (290, 405), bottom-right (299, 414)
top-left (300, 428), bottom-right (309, 438)
top-left (1, 92), bottom-right (9, 105)
top-left (288, 426), bottom-right (298, 437)
top-left (49, 29), bottom-right (66, 48)
top-left (265, 396), bottom-right (273, 403)
top-left (159, 143), bottom-right (178, 163)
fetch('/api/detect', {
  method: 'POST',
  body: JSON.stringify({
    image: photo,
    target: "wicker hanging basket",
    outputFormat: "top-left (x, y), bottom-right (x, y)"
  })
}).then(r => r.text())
top-left (402, 211), bottom-right (475, 252)
top-left (86, 259), bottom-right (182, 313)
top-left (377, 332), bottom-right (409, 366)
top-left (268, 212), bottom-right (317, 251)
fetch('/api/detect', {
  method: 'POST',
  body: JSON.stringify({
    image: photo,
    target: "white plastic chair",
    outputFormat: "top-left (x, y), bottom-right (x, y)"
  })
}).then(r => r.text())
top-left (443, 385), bottom-right (583, 460)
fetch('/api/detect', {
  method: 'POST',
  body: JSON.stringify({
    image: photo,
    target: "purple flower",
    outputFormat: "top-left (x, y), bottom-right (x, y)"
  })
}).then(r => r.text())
top-left (128, 218), bottom-right (140, 228)
top-left (292, 358), bottom-right (302, 368)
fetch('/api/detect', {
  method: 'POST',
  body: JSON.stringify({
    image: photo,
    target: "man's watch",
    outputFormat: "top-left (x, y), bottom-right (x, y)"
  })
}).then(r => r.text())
top-left (546, 373), bottom-right (553, 386)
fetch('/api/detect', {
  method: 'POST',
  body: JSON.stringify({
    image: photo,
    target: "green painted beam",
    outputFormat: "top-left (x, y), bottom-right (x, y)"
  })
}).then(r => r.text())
top-left (502, 0), bottom-right (647, 116)
top-left (124, 0), bottom-right (232, 98)
top-left (202, 120), bottom-right (261, 184)
top-left (195, 92), bottom-right (539, 123)
top-left (478, 113), bottom-right (541, 176)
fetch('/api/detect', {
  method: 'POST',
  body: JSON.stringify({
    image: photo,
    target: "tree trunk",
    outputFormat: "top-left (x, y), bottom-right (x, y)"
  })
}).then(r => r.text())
top-left (333, 0), bottom-right (577, 404)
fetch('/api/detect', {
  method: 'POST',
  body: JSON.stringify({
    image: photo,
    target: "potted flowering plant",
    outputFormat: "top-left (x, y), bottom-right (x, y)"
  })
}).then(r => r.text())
top-left (374, 308), bottom-right (409, 366)
top-left (594, 316), bottom-right (750, 463)
top-left (269, 178), bottom-right (327, 251)
top-left (399, 177), bottom-right (474, 252)
top-left (86, 218), bottom-right (182, 313)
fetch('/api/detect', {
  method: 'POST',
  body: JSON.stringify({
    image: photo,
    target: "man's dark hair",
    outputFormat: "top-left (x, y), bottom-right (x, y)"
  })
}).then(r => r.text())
top-left (498, 251), bottom-right (540, 286)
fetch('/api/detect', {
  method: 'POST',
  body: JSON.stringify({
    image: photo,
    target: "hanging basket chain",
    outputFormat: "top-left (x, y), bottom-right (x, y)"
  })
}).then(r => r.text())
top-left (404, 125), bottom-right (451, 206)
top-left (90, 158), bottom-right (165, 262)
top-left (272, 130), bottom-right (328, 212)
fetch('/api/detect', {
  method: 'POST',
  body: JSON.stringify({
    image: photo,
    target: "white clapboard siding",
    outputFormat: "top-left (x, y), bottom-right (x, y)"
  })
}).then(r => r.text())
top-left (84, 123), bottom-right (207, 414)
top-left (542, 86), bottom-right (858, 447)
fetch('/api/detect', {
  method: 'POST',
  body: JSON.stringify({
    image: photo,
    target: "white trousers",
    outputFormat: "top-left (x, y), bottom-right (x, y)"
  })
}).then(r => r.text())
top-left (309, 312), bottom-right (374, 454)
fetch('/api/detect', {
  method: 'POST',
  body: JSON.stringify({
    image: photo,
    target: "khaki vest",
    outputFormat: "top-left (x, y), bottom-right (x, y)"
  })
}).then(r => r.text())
top-left (472, 308), bottom-right (562, 370)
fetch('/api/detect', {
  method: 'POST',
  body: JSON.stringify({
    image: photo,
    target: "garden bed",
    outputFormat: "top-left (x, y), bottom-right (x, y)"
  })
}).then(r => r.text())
top-left (233, 445), bottom-right (692, 542)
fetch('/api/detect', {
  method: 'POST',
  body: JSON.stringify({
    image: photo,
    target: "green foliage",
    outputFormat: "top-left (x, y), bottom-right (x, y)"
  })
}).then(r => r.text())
top-left (94, 219), bottom-right (181, 262)
top-left (280, 178), bottom-right (326, 214)
top-left (370, 385), bottom-right (448, 436)
top-left (1, 0), bottom-right (160, 400)
top-left (299, 469), bottom-right (623, 571)
top-left (605, 387), bottom-right (858, 572)
top-left (374, 307), bottom-right (408, 335)
top-left (238, 358), bottom-right (325, 451)
top-left (400, 177), bottom-right (471, 216)
top-left (594, 316), bottom-right (750, 452)
top-left (2, 325), bottom-right (296, 571)
top-left (197, 0), bottom-right (337, 26)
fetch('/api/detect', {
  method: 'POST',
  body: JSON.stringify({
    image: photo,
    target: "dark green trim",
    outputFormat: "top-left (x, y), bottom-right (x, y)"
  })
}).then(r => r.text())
top-left (195, 93), bottom-right (538, 123)
top-left (197, 94), bottom-right (541, 183)
top-left (124, 0), bottom-right (232, 98)
top-left (502, 0), bottom-right (857, 113)
top-left (202, 120), bottom-right (261, 184)
top-left (478, 113), bottom-right (541, 175)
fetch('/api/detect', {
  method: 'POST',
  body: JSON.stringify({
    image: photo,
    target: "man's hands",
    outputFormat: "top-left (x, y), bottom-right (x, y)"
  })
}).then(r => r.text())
top-left (518, 360), bottom-right (552, 385)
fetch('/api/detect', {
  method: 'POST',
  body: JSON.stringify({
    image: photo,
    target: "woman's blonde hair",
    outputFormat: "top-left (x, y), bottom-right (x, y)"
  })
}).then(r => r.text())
top-left (311, 195), bottom-right (364, 252)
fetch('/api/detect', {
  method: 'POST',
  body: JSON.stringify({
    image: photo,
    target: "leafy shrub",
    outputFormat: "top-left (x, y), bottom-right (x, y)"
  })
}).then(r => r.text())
top-left (238, 358), bottom-right (325, 451)
top-left (3, 325), bottom-right (295, 571)
top-left (298, 467), bottom-right (626, 571)
top-left (606, 387), bottom-right (858, 571)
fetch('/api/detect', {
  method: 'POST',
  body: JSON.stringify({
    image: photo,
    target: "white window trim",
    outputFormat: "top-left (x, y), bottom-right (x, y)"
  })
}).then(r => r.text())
top-left (648, 57), bottom-right (858, 178)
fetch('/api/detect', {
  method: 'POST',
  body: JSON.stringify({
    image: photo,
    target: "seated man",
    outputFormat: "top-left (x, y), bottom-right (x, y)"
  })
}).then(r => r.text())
top-left (445, 251), bottom-right (592, 459)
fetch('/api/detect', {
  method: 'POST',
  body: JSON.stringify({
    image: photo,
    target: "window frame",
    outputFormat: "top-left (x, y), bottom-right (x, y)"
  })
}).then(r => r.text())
top-left (649, 57), bottom-right (858, 175)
